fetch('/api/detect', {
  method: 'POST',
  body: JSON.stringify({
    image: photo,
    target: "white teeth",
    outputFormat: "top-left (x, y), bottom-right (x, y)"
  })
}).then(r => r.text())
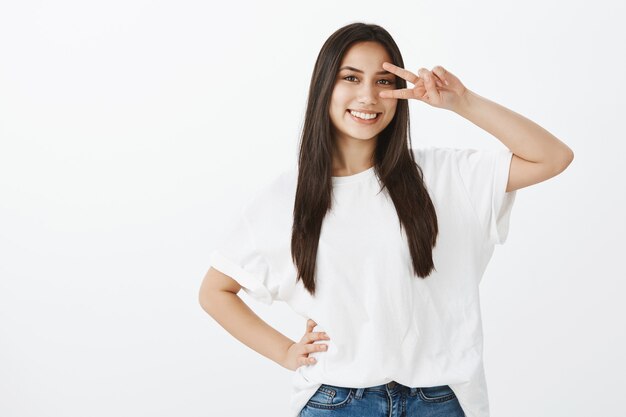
top-left (350, 110), bottom-right (378, 120)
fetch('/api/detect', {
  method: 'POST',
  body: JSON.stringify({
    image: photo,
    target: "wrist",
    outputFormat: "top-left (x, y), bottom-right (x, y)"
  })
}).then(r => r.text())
top-left (280, 340), bottom-right (296, 370)
top-left (451, 87), bottom-right (474, 115)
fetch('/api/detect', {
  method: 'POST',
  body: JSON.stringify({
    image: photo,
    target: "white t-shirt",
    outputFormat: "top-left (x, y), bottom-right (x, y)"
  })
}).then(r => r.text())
top-left (208, 146), bottom-right (517, 417)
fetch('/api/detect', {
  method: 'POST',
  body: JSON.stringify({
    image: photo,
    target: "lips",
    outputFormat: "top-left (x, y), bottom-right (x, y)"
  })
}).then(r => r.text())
top-left (346, 109), bottom-right (380, 124)
top-left (348, 109), bottom-right (381, 115)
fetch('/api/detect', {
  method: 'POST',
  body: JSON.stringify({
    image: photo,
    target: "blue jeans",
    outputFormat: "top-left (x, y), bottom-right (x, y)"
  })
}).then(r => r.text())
top-left (300, 381), bottom-right (465, 417)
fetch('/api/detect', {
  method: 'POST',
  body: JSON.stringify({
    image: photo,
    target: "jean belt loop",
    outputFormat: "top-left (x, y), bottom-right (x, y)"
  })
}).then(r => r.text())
top-left (355, 387), bottom-right (365, 399)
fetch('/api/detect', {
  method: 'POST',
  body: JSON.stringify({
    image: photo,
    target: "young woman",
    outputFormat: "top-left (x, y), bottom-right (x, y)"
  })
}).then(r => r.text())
top-left (199, 22), bottom-right (573, 417)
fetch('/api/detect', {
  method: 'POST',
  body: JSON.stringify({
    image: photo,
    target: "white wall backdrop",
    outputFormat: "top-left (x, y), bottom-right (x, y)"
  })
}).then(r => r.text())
top-left (1, 0), bottom-right (624, 416)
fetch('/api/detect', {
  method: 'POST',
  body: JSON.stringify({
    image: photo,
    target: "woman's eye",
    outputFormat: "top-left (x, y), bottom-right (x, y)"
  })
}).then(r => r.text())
top-left (343, 76), bottom-right (394, 85)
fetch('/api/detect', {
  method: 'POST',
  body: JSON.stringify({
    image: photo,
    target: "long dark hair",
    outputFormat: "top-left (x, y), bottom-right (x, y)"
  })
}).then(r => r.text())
top-left (291, 22), bottom-right (439, 297)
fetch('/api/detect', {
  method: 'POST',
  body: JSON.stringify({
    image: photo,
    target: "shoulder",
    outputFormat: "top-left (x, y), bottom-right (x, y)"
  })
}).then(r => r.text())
top-left (412, 146), bottom-right (501, 168)
top-left (411, 146), bottom-right (468, 170)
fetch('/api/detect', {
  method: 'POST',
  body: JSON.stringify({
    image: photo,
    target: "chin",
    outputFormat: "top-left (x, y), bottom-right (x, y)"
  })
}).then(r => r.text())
top-left (352, 134), bottom-right (379, 141)
top-left (334, 124), bottom-right (382, 141)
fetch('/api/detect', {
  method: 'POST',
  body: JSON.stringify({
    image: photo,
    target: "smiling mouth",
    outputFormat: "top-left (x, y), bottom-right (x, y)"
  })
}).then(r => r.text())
top-left (347, 109), bottom-right (381, 120)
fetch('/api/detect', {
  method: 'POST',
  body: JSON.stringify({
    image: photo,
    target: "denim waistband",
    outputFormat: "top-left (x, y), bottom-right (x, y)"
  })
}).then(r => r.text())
top-left (354, 381), bottom-right (419, 399)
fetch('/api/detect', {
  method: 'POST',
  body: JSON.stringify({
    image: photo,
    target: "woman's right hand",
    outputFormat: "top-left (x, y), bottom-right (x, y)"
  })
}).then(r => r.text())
top-left (282, 319), bottom-right (331, 371)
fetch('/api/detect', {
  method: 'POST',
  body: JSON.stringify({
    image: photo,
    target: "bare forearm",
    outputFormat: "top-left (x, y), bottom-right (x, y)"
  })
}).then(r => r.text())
top-left (200, 291), bottom-right (295, 369)
top-left (453, 89), bottom-right (574, 165)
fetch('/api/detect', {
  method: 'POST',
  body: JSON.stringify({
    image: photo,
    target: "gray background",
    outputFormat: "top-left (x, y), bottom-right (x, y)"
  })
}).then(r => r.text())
top-left (1, 0), bottom-right (623, 416)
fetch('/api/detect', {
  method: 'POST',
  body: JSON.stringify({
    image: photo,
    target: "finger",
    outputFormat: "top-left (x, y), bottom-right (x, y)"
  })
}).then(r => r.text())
top-left (431, 71), bottom-right (444, 86)
top-left (306, 331), bottom-right (329, 343)
top-left (382, 62), bottom-right (419, 85)
top-left (306, 343), bottom-right (328, 353)
top-left (379, 88), bottom-right (416, 100)
top-left (431, 65), bottom-right (450, 86)
top-left (306, 319), bottom-right (316, 332)
top-left (300, 356), bottom-right (316, 366)
top-left (419, 69), bottom-right (438, 101)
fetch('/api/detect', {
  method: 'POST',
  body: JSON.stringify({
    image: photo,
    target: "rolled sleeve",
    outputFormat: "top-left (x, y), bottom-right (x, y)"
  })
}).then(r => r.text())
top-left (454, 147), bottom-right (517, 246)
top-left (491, 149), bottom-right (517, 245)
top-left (208, 212), bottom-right (279, 305)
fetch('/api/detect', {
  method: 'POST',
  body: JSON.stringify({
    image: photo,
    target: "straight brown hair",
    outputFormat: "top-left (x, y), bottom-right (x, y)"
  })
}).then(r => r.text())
top-left (291, 22), bottom-right (439, 297)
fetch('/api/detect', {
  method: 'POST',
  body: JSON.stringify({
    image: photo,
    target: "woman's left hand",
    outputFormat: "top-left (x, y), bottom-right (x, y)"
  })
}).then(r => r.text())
top-left (379, 62), bottom-right (468, 112)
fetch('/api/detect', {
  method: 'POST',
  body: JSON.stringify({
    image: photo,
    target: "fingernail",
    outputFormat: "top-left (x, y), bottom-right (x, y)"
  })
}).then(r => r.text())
top-left (444, 79), bottom-right (449, 85)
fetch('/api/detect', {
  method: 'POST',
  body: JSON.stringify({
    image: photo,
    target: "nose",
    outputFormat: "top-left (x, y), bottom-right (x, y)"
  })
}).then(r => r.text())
top-left (357, 83), bottom-right (378, 105)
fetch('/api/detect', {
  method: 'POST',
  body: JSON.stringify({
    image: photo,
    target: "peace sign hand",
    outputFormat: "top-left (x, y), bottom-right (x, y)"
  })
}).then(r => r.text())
top-left (379, 63), bottom-right (469, 112)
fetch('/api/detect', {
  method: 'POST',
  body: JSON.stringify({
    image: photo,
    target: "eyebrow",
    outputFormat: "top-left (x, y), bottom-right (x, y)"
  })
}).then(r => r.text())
top-left (339, 66), bottom-right (392, 75)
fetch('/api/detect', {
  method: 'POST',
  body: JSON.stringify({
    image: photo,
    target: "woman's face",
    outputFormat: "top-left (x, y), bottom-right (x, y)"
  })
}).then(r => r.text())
top-left (329, 41), bottom-right (398, 143)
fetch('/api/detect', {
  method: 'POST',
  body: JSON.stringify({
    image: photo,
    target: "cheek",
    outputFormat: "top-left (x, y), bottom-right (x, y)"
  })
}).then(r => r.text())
top-left (331, 85), bottom-right (351, 107)
top-left (386, 103), bottom-right (398, 119)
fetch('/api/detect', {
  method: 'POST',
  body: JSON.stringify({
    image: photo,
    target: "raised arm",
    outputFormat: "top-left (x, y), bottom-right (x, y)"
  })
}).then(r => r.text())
top-left (452, 89), bottom-right (574, 192)
top-left (378, 62), bottom-right (575, 193)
